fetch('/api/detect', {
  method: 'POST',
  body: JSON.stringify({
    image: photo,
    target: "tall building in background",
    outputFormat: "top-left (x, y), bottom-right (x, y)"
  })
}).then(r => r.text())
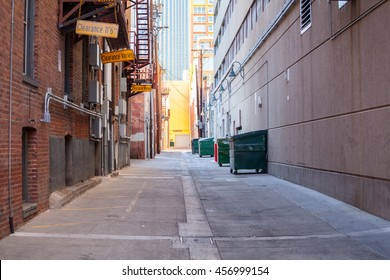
top-left (159, 0), bottom-right (189, 80)
top-left (190, 0), bottom-right (214, 73)
top-left (189, 0), bottom-right (215, 139)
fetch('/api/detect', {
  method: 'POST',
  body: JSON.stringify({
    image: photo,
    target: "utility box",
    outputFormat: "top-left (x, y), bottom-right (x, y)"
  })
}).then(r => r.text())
top-left (91, 117), bottom-right (102, 139)
top-left (118, 98), bottom-right (127, 115)
top-left (89, 80), bottom-right (102, 104)
top-left (120, 123), bottom-right (127, 138)
top-left (120, 77), bottom-right (127, 93)
top-left (229, 130), bottom-right (267, 174)
top-left (89, 44), bottom-right (101, 68)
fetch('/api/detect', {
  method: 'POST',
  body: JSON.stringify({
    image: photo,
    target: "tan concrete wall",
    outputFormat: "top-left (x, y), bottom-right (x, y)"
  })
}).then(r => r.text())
top-left (216, 0), bottom-right (390, 219)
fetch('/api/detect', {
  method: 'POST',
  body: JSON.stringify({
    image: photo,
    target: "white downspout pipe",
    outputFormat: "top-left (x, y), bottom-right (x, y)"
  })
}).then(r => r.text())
top-left (8, 0), bottom-right (15, 233)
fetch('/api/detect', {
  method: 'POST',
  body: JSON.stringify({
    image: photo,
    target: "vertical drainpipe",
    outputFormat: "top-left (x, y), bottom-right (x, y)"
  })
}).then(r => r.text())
top-left (8, 0), bottom-right (15, 233)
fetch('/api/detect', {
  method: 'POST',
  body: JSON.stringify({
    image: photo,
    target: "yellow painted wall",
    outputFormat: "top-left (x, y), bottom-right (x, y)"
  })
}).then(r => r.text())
top-left (167, 80), bottom-right (190, 148)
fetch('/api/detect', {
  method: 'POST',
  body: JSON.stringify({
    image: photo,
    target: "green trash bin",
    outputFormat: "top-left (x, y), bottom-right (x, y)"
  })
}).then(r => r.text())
top-left (198, 137), bottom-right (214, 157)
top-left (191, 138), bottom-right (199, 154)
top-left (217, 138), bottom-right (230, 166)
top-left (229, 130), bottom-right (267, 174)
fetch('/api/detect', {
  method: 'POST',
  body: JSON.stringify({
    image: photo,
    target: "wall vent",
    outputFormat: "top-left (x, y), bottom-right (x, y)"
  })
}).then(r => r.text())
top-left (300, 0), bottom-right (312, 34)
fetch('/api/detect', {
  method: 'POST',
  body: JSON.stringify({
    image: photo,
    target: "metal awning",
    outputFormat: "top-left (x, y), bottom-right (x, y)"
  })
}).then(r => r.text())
top-left (59, 0), bottom-right (129, 50)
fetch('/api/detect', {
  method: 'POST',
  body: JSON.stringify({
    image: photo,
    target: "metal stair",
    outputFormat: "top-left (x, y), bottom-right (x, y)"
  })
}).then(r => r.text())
top-left (135, 0), bottom-right (150, 69)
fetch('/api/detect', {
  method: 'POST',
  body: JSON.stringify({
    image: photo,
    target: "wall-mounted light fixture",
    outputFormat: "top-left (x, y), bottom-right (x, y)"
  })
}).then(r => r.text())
top-left (229, 61), bottom-right (244, 79)
top-left (210, 94), bottom-right (218, 106)
top-left (214, 60), bottom-right (244, 94)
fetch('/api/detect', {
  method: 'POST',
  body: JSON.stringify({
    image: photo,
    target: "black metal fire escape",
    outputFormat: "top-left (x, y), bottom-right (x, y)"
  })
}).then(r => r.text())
top-left (135, 0), bottom-right (151, 69)
top-left (126, 0), bottom-right (152, 95)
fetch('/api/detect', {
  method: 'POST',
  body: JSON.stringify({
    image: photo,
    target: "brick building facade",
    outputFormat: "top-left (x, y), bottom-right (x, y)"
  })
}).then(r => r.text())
top-left (0, 0), bottom-right (134, 238)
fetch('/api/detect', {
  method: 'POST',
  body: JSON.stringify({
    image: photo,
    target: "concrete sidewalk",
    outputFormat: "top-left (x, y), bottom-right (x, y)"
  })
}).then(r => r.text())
top-left (0, 150), bottom-right (389, 259)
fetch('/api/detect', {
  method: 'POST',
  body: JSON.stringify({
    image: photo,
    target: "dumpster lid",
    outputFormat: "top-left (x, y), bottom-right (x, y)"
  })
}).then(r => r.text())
top-left (198, 137), bottom-right (214, 142)
top-left (230, 130), bottom-right (267, 140)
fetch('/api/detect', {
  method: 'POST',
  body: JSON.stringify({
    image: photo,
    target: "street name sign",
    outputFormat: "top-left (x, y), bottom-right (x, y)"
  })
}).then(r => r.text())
top-left (101, 50), bottom-right (135, 64)
top-left (132, 85), bottom-right (152, 92)
top-left (75, 20), bottom-right (119, 38)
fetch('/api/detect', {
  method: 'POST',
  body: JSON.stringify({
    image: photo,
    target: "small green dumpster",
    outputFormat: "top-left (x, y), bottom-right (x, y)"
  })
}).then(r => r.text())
top-left (229, 130), bottom-right (267, 174)
top-left (191, 138), bottom-right (199, 154)
top-left (198, 137), bottom-right (214, 157)
top-left (217, 138), bottom-right (230, 166)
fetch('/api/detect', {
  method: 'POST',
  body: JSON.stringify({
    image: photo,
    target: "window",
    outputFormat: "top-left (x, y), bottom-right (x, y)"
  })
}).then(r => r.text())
top-left (194, 25), bottom-right (206, 32)
top-left (24, 0), bottom-right (36, 82)
top-left (300, 0), bottom-right (312, 34)
top-left (194, 6), bottom-right (206, 14)
top-left (338, 1), bottom-right (348, 8)
top-left (200, 42), bottom-right (211, 49)
top-left (194, 16), bottom-right (206, 23)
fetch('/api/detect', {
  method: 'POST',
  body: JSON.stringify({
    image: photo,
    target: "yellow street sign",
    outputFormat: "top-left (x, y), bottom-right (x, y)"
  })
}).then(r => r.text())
top-left (101, 49), bottom-right (135, 64)
top-left (132, 85), bottom-right (152, 92)
top-left (75, 20), bottom-right (118, 38)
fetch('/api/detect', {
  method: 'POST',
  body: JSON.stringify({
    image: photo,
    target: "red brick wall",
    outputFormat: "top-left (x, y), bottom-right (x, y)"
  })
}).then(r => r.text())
top-left (130, 94), bottom-right (146, 159)
top-left (0, 0), bottom-right (94, 238)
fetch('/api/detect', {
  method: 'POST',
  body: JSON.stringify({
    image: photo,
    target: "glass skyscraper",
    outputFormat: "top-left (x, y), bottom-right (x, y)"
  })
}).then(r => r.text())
top-left (159, 0), bottom-right (189, 81)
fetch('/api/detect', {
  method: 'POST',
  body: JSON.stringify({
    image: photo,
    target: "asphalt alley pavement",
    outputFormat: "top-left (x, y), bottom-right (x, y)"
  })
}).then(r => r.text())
top-left (0, 150), bottom-right (390, 260)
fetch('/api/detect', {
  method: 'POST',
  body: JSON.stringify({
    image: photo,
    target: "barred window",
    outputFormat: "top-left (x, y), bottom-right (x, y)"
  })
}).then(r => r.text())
top-left (300, 0), bottom-right (312, 34)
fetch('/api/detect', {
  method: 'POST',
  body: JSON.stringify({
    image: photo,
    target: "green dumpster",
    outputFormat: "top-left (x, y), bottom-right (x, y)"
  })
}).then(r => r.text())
top-left (217, 138), bottom-right (230, 166)
top-left (198, 137), bottom-right (214, 157)
top-left (229, 130), bottom-right (267, 174)
top-left (191, 138), bottom-right (199, 154)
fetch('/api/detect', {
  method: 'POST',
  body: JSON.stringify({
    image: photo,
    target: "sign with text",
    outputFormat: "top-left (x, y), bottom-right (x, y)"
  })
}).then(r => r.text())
top-left (101, 49), bottom-right (135, 64)
top-left (75, 20), bottom-right (118, 38)
top-left (131, 85), bottom-right (152, 92)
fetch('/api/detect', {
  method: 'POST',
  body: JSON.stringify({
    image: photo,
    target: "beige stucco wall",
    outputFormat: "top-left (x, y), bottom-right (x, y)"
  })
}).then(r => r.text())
top-left (214, 0), bottom-right (390, 219)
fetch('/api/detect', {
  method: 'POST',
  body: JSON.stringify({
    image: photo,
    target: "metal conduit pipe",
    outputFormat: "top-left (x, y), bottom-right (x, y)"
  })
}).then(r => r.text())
top-left (242, 0), bottom-right (296, 66)
top-left (42, 88), bottom-right (102, 123)
top-left (330, 0), bottom-right (387, 40)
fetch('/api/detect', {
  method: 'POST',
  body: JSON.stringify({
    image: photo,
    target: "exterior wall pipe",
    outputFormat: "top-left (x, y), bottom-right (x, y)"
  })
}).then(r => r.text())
top-left (8, 0), bottom-right (15, 233)
top-left (241, 0), bottom-right (296, 67)
top-left (41, 88), bottom-right (103, 123)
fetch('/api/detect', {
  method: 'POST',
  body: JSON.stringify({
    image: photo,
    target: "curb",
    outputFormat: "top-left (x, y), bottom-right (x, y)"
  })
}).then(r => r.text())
top-left (49, 177), bottom-right (103, 209)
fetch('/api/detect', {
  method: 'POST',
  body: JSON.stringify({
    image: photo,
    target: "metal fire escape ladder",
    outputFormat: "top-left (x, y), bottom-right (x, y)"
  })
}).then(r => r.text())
top-left (135, 0), bottom-right (151, 70)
